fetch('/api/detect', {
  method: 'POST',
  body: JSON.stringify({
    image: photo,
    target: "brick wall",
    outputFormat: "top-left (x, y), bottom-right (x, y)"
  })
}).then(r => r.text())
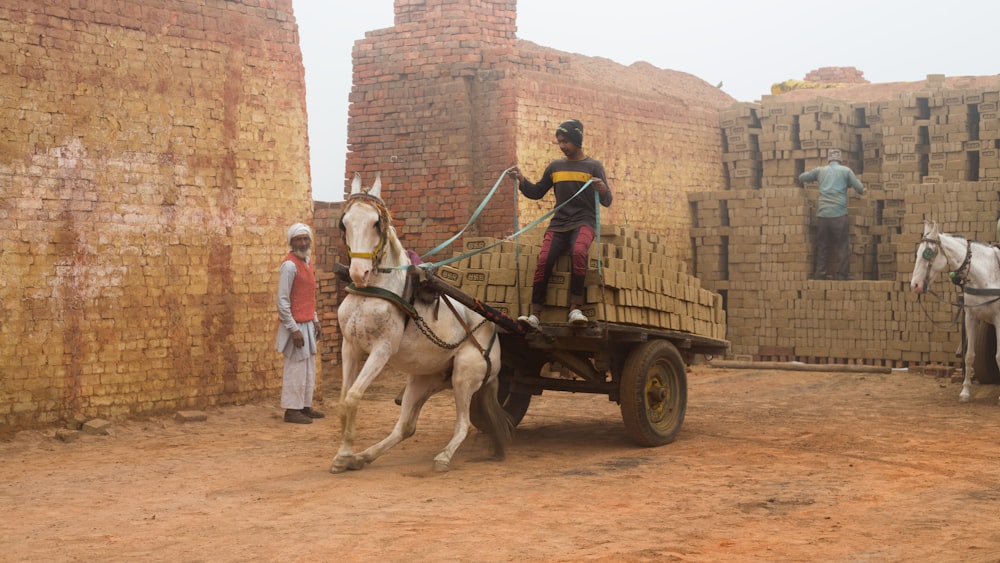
top-left (343, 0), bottom-right (519, 255)
top-left (318, 1), bottom-right (735, 367)
top-left (511, 46), bottom-right (732, 262)
top-left (0, 0), bottom-right (312, 432)
top-left (313, 201), bottom-right (345, 367)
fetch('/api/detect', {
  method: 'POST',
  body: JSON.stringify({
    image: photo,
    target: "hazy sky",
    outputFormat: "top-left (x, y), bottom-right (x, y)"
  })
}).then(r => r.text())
top-left (296, 0), bottom-right (1000, 202)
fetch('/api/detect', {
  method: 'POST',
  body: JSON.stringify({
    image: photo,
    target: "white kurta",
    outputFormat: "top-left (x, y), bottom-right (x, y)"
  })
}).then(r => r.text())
top-left (275, 259), bottom-right (318, 410)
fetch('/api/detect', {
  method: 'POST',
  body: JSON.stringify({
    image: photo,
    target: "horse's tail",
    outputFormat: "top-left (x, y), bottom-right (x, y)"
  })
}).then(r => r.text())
top-left (470, 374), bottom-right (515, 460)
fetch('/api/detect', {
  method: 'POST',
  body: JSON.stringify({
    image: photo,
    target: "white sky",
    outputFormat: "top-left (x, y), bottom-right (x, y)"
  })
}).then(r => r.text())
top-left (296, 0), bottom-right (1000, 202)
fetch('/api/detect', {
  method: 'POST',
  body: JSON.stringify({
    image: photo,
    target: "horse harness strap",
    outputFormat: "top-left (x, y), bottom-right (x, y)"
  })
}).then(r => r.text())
top-left (962, 286), bottom-right (1000, 300)
top-left (346, 282), bottom-right (489, 351)
top-left (439, 295), bottom-right (497, 386)
top-left (345, 283), bottom-right (419, 319)
top-left (943, 239), bottom-right (1000, 300)
top-left (949, 238), bottom-right (973, 286)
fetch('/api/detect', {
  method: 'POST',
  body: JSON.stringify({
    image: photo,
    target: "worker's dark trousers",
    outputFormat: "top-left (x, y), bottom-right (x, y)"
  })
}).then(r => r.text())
top-left (815, 215), bottom-right (850, 280)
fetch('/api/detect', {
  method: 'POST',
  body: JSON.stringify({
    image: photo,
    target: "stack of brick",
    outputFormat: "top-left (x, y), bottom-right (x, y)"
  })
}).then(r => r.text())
top-left (433, 227), bottom-right (727, 341)
top-left (721, 104), bottom-right (763, 190)
top-left (701, 79), bottom-right (1000, 368)
top-left (803, 66), bottom-right (869, 85)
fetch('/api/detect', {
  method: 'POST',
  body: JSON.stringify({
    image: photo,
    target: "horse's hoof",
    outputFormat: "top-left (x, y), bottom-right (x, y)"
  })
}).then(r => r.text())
top-left (433, 460), bottom-right (450, 473)
top-left (959, 395), bottom-right (971, 403)
top-left (331, 455), bottom-right (361, 473)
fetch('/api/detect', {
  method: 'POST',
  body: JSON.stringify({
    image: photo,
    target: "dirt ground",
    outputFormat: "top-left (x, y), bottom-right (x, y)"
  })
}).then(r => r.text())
top-left (5, 364), bottom-right (1000, 562)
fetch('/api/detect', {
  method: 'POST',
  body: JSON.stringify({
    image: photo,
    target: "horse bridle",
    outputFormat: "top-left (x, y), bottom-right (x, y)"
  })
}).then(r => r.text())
top-left (339, 193), bottom-right (493, 355)
top-left (917, 235), bottom-right (942, 293)
top-left (919, 235), bottom-right (972, 287)
top-left (339, 192), bottom-right (393, 269)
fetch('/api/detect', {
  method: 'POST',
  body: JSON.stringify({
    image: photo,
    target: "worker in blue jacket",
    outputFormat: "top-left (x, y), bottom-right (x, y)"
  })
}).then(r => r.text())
top-left (799, 148), bottom-right (864, 280)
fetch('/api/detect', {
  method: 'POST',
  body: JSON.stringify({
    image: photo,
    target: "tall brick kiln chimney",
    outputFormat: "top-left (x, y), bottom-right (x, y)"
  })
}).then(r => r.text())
top-left (393, 0), bottom-right (516, 44)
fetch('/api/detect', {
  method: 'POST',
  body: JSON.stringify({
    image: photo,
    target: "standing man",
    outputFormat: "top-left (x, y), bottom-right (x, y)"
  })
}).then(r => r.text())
top-left (275, 223), bottom-right (325, 424)
top-left (799, 148), bottom-right (865, 280)
top-left (511, 119), bottom-right (613, 328)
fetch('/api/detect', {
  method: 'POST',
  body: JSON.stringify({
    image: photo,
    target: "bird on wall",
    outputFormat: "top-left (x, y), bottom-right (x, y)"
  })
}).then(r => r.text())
top-left (716, 81), bottom-right (724, 88)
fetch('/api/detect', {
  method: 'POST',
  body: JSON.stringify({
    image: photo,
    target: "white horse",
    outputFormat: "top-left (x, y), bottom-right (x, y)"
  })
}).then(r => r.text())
top-left (333, 173), bottom-right (513, 473)
top-left (910, 221), bottom-right (1000, 403)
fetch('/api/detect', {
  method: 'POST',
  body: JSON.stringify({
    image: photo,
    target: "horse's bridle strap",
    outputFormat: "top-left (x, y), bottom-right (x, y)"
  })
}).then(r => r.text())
top-left (341, 193), bottom-right (392, 266)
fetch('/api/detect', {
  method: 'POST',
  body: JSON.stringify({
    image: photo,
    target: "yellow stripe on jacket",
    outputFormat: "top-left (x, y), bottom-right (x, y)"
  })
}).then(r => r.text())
top-left (551, 170), bottom-right (593, 184)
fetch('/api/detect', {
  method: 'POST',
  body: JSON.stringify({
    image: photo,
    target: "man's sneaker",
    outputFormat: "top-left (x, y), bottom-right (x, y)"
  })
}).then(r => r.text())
top-left (301, 407), bottom-right (325, 419)
top-left (568, 308), bottom-right (588, 326)
top-left (517, 314), bottom-right (540, 329)
top-left (284, 409), bottom-right (313, 424)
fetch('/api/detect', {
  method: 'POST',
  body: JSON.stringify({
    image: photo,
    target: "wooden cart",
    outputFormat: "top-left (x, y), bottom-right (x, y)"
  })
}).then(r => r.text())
top-left (421, 270), bottom-right (730, 447)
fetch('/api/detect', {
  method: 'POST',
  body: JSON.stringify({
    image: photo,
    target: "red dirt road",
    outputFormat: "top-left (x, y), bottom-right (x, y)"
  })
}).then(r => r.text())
top-left (4, 365), bottom-right (1000, 562)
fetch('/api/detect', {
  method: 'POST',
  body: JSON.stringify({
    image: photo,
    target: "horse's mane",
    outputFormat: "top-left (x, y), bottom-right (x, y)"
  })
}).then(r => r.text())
top-left (939, 231), bottom-right (995, 250)
top-left (383, 223), bottom-right (411, 267)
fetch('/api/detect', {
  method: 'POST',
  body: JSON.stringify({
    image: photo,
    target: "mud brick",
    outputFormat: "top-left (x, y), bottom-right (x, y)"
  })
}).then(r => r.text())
top-left (544, 287), bottom-right (569, 307)
top-left (585, 285), bottom-right (616, 304)
top-left (539, 306), bottom-right (570, 323)
top-left (486, 285), bottom-right (505, 302)
top-left (436, 265), bottom-right (463, 286)
top-left (547, 272), bottom-right (571, 288)
top-left (462, 270), bottom-right (488, 286)
top-left (577, 303), bottom-right (617, 322)
top-left (499, 269), bottom-right (522, 286)
top-left (462, 237), bottom-right (499, 253)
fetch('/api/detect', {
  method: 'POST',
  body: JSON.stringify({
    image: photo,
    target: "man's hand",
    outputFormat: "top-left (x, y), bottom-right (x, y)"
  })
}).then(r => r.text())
top-left (591, 177), bottom-right (609, 196)
top-left (292, 329), bottom-right (305, 348)
top-left (509, 166), bottom-right (524, 183)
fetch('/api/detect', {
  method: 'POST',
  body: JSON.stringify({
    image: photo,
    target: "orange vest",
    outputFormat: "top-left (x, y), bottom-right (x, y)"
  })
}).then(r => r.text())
top-left (282, 253), bottom-right (316, 323)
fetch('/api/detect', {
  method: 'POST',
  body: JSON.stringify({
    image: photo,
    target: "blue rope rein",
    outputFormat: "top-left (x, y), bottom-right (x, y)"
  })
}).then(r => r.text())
top-left (418, 178), bottom-right (594, 270)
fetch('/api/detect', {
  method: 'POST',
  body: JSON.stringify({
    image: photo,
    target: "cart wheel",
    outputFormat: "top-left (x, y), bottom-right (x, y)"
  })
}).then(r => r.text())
top-left (974, 322), bottom-right (1000, 384)
top-left (619, 339), bottom-right (687, 447)
top-left (497, 365), bottom-right (531, 426)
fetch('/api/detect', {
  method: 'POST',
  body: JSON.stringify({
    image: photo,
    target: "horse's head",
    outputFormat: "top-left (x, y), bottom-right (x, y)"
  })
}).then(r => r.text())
top-left (340, 173), bottom-right (393, 287)
top-left (910, 220), bottom-right (948, 294)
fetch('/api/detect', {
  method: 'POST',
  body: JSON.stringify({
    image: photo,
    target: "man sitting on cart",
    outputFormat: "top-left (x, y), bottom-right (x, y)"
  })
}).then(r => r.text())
top-left (510, 118), bottom-right (613, 328)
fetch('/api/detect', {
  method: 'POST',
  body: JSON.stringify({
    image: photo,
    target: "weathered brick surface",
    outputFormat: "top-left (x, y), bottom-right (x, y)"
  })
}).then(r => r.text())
top-left (511, 45), bottom-right (731, 262)
top-left (701, 80), bottom-right (1000, 368)
top-left (318, 0), bottom-right (734, 367)
top-left (1, 0), bottom-right (312, 431)
top-left (340, 0), bottom-right (731, 255)
top-left (803, 66), bottom-right (869, 85)
top-left (313, 201), bottom-right (346, 366)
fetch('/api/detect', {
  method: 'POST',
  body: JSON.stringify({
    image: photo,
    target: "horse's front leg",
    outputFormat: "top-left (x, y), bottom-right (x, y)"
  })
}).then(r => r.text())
top-left (332, 340), bottom-right (363, 467)
top-left (960, 315), bottom-right (977, 403)
top-left (331, 343), bottom-right (393, 473)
